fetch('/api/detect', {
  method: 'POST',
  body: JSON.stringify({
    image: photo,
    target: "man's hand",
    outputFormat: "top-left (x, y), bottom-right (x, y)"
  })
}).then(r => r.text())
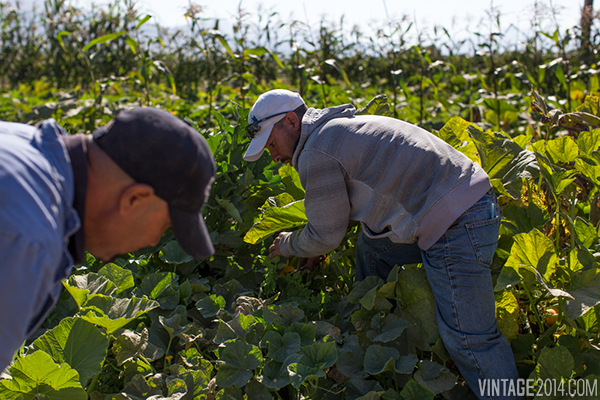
top-left (298, 256), bottom-right (326, 273)
top-left (268, 233), bottom-right (285, 258)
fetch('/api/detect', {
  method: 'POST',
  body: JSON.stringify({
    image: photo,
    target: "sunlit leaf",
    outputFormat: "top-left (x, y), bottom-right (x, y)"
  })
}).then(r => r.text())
top-left (32, 317), bottom-right (109, 386)
top-left (243, 200), bottom-right (307, 244)
top-left (82, 31), bottom-right (126, 52)
top-left (0, 351), bottom-right (87, 399)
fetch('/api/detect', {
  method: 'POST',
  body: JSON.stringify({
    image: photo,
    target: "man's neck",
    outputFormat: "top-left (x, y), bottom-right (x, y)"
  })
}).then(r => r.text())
top-left (61, 134), bottom-right (89, 265)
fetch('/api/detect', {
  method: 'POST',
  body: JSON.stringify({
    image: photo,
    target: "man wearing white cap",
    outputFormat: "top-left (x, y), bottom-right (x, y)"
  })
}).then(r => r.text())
top-left (242, 89), bottom-right (521, 400)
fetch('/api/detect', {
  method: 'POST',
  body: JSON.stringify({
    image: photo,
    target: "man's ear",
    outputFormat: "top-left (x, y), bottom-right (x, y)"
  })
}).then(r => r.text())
top-left (285, 111), bottom-right (301, 131)
top-left (119, 183), bottom-right (155, 215)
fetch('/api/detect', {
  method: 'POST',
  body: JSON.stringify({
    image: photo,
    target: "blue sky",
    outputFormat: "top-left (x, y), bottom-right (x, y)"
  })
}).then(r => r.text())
top-left (121, 0), bottom-right (579, 32)
top-left (17, 0), bottom-right (583, 48)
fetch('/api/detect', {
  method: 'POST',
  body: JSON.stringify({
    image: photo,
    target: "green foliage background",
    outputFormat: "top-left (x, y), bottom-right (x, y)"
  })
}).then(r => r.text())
top-left (1, 0), bottom-right (600, 399)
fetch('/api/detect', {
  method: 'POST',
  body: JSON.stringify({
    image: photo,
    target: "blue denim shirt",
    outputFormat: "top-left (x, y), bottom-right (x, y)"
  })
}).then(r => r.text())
top-left (0, 119), bottom-right (80, 370)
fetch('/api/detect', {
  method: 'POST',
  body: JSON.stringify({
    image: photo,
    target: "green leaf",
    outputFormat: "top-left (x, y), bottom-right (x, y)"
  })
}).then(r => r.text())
top-left (207, 30), bottom-right (234, 58)
top-left (394, 268), bottom-right (439, 350)
top-left (31, 317), bottom-right (108, 386)
top-left (529, 346), bottom-right (574, 392)
top-left (243, 200), bottom-right (307, 245)
top-left (564, 274), bottom-right (600, 320)
top-left (258, 355), bottom-right (301, 389)
top-left (279, 164), bottom-right (305, 200)
top-left (263, 304), bottom-right (304, 327)
top-left (437, 117), bottom-right (480, 163)
top-left (124, 36), bottom-right (138, 54)
top-left (216, 363), bottom-right (252, 389)
top-left (80, 295), bottom-right (159, 334)
top-left (216, 385), bottom-right (243, 400)
top-left (355, 95), bottom-right (394, 117)
top-left (0, 351), bottom-right (87, 399)
top-left (380, 388), bottom-right (402, 400)
top-left (56, 31), bottom-right (72, 51)
top-left (545, 136), bottom-right (579, 163)
top-left (400, 380), bottom-right (436, 400)
top-left (576, 157), bottom-right (600, 185)
top-left (135, 14), bottom-right (152, 29)
top-left (344, 378), bottom-right (384, 400)
top-left (337, 348), bottom-right (368, 378)
top-left (287, 323), bottom-right (316, 346)
top-left (413, 360), bottom-right (457, 394)
top-left (218, 339), bottom-right (257, 366)
top-left (64, 273), bottom-right (118, 307)
top-left (98, 263), bottom-right (135, 295)
top-left (215, 313), bottom-right (258, 344)
top-left (536, 153), bottom-right (577, 197)
top-left (299, 341), bottom-right (338, 370)
top-left (467, 125), bottom-right (522, 171)
top-left (501, 202), bottom-right (549, 235)
top-left (288, 362), bottom-right (325, 388)
top-left (367, 314), bottom-right (412, 343)
top-left (160, 241), bottom-right (194, 264)
top-left (244, 380), bottom-right (272, 400)
top-left (179, 348), bottom-right (213, 374)
top-left (505, 229), bottom-right (557, 283)
top-left (196, 294), bottom-right (226, 318)
top-left (574, 218), bottom-right (599, 248)
top-left (216, 197), bottom-right (243, 223)
top-left (262, 331), bottom-right (301, 363)
top-left (112, 329), bottom-right (148, 366)
top-left (140, 272), bottom-right (180, 310)
top-left (284, 341), bottom-right (336, 388)
top-left (159, 310), bottom-right (190, 340)
top-left (244, 47), bottom-right (268, 57)
top-left (215, 320), bottom-right (238, 344)
top-left (82, 31), bottom-right (127, 52)
top-left (215, 340), bottom-right (263, 388)
top-left (467, 125), bottom-right (538, 198)
top-left (494, 290), bottom-right (519, 341)
top-left (577, 129), bottom-right (600, 156)
top-left (364, 344), bottom-right (398, 375)
top-left (364, 344), bottom-right (417, 375)
top-left (348, 276), bottom-right (384, 304)
top-left (324, 59), bottom-right (351, 88)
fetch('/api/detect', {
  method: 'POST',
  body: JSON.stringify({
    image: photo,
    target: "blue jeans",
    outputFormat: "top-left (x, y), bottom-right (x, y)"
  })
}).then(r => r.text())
top-left (356, 190), bottom-right (521, 400)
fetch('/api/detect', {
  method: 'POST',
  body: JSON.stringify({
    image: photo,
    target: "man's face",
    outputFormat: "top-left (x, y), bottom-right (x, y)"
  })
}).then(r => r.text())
top-left (264, 113), bottom-right (300, 164)
top-left (86, 187), bottom-right (172, 262)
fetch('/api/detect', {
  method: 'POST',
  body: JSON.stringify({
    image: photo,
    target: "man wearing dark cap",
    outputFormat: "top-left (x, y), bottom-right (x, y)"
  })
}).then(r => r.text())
top-left (0, 108), bottom-right (216, 371)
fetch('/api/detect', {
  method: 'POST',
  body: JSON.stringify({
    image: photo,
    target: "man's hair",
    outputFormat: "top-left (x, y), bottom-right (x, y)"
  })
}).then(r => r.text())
top-left (293, 103), bottom-right (308, 120)
top-left (275, 104), bottom-right (307, 130)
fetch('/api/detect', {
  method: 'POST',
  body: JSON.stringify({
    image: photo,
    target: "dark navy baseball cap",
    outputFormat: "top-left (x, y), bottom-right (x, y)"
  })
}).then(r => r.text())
top-left (93, 108), bottom-right (216, 259)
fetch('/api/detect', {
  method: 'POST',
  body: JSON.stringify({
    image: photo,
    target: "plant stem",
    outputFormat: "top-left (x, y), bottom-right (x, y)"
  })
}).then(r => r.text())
top-left (87, 372), bottom-right (100, 395)
top-left (522, 281), bottom-right (545, 334)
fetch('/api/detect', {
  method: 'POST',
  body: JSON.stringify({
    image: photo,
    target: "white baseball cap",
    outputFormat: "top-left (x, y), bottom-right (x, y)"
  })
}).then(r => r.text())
top-left (243, 89), bottom-right (306, 162)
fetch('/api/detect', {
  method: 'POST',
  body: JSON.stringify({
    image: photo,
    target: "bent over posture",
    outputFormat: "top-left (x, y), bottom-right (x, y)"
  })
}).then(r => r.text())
top-left (0, 108), bottom-right (216, 371)
top-left (243, 89), bottom-right (521, 400)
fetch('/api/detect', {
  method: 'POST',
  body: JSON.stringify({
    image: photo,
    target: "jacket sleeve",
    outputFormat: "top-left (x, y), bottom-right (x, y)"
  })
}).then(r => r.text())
top-left (0, 230), bottom-right (56, 372)
top-left (279, 150), bottom-right (351, 257)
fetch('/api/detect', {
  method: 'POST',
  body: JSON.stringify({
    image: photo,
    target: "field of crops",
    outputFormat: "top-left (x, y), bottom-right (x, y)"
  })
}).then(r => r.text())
top-left (1, 0), bottom-right (600, 399)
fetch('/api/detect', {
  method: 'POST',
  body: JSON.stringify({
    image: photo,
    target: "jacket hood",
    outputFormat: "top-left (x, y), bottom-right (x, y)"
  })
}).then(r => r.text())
top-left (292, 104), bottom-right (356, 167)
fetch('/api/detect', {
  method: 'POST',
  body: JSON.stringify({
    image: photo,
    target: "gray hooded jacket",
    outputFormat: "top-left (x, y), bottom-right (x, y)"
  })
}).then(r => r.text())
top-left (278, 104), bottom-right (491, 258)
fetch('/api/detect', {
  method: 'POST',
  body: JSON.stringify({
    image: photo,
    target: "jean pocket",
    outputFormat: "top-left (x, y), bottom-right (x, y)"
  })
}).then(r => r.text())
top-left (465, 215), bottom-right (501, 263)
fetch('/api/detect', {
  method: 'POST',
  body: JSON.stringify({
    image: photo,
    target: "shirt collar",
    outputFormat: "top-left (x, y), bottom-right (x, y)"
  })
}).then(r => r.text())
top-left (61, 134), bottom-right (88, 265)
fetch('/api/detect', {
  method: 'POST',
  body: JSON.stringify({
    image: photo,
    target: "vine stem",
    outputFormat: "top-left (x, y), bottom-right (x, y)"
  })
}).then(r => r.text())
top-left (522, 281), bottom-right (545, 334)
top-left (87, 372), bottom-right (100, 395)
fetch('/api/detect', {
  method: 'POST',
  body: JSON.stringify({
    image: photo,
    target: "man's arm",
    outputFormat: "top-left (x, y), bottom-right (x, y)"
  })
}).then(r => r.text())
top-left (0, 230), bottom-right (57, 372)
top-left (278, 151), bottom-right (351, 258)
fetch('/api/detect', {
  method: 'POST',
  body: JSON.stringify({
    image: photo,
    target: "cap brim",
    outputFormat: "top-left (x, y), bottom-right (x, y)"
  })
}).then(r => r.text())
top-left (170, 207), bottom-right (214, 260)
top-left (243, 114), bottom-right (286, 162)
